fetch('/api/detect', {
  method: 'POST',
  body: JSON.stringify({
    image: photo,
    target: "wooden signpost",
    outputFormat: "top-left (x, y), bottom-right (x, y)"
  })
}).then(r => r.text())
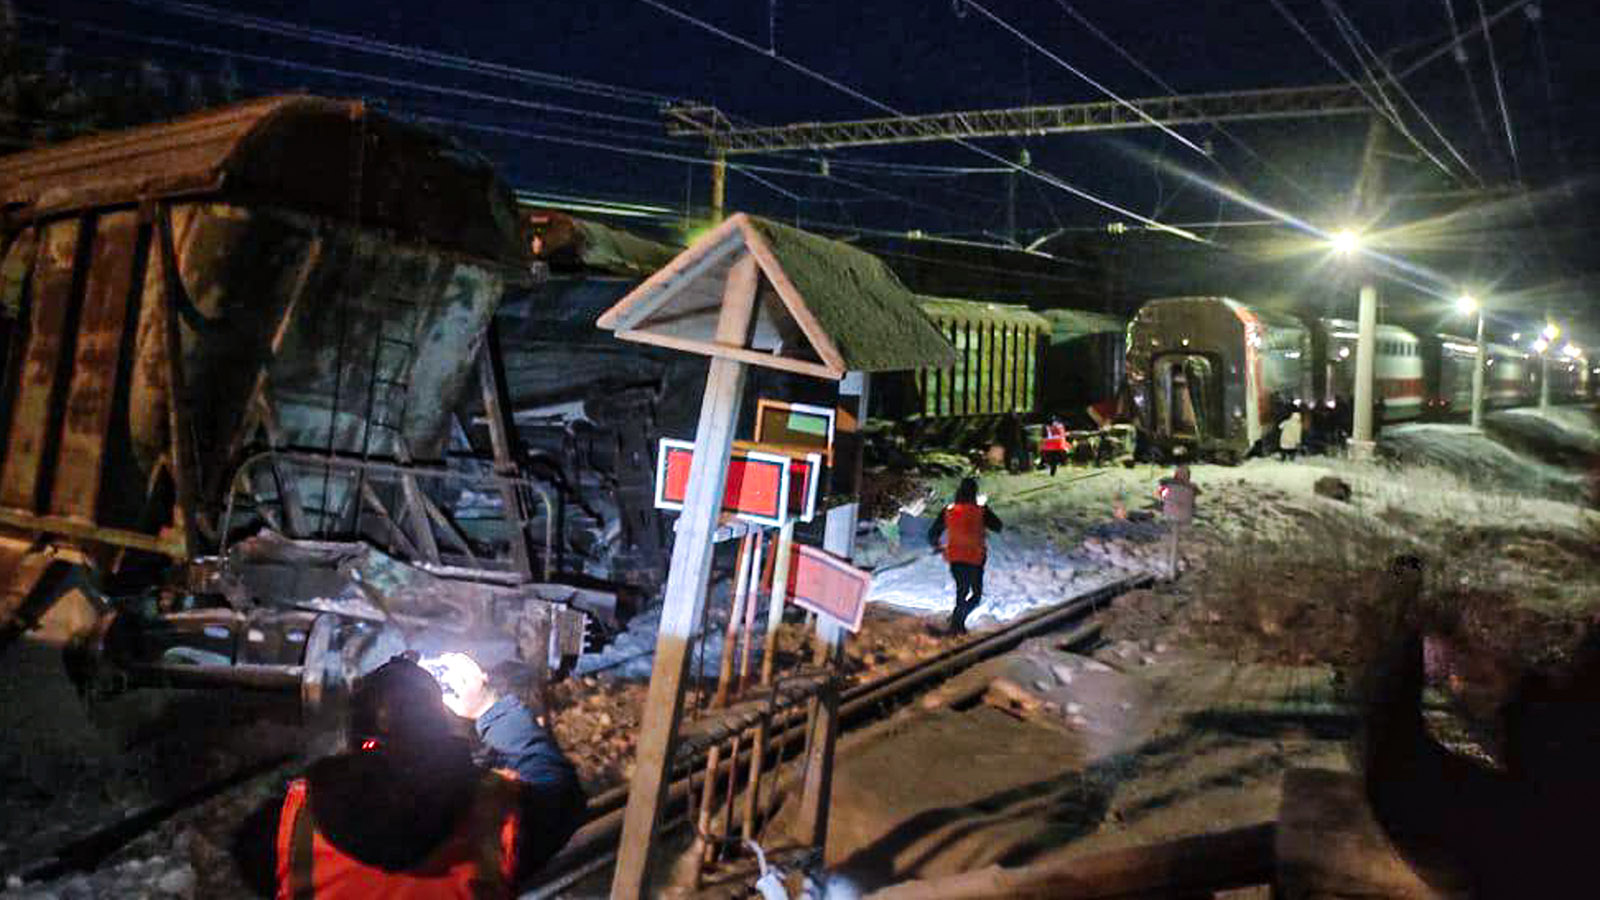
top-left (595, 214), bottom-right (954, 898)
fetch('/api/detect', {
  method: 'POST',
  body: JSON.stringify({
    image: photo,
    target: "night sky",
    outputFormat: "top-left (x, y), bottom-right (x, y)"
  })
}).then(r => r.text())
top-left (14, 0), bottom-right (1600, 333)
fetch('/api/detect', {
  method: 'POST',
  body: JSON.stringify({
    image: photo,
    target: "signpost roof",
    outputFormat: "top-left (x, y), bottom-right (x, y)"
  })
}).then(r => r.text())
top-left (595, 213), bottom-right (956, 379)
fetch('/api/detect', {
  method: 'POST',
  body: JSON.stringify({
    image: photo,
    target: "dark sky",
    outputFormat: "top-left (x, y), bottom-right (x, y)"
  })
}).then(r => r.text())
top-left (16, 0), bottom-right (1600, 330)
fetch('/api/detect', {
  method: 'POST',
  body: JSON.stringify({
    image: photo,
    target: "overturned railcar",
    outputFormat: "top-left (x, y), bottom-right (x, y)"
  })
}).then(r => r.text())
top-left (1125, 297), bottom-right (1310, 462)
top-left (0, 97), bottom-right (601, 701)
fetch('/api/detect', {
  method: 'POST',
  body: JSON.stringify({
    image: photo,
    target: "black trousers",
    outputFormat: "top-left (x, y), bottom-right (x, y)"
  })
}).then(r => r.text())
top-left (949, 562), bottom-right (985, 633)
top-left (1042, 450), bottom-right (1068, 476)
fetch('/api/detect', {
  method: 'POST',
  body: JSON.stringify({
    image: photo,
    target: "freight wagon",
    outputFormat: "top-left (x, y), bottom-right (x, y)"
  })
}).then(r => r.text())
top-left (0, 97), bottom-right (612, 707)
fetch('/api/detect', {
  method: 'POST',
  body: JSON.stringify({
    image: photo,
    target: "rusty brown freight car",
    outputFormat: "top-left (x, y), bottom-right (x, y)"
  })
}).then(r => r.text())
top-left (0, 97), bottom-right (602, 698)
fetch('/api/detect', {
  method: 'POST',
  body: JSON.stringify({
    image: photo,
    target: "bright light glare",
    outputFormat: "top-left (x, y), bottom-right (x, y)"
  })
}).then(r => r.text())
top-left (1542, 323), bottom-right (1560, 341)
top-left (1330, 229), bottom-right (1361, 255)
top-left (1533, 338), bottom-right (1550, 354)
top-left (1455, 294), bottom-right (1478, 315)
top-left (1562, 343), bottom-right (1581, 358)
top-left (1511, 332), bottom-right (1521, 342)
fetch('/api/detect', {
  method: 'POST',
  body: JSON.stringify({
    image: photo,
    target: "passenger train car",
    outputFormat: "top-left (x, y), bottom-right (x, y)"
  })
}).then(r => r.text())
top-left (1126, 296), bottom-right (1569, 461)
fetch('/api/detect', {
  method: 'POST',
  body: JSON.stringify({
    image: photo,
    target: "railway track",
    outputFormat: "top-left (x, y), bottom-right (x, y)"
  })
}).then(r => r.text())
top-left (526, 572), bottom-right (1154, 898)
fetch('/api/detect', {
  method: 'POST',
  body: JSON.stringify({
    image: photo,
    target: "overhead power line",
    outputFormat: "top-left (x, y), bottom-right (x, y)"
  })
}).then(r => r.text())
top-left (1266, 0), bottom-right (1467, 186)
top-left (956, 0), bottom-right (1211, 160)
top-left (110, 0), bottom-right (676, 106)
top-left (635, 0), bottom-right (1210, 243)
top-left (1474, 0), bottom-right (1521, 181)
top-left (1322, 0), bottom-right (1481, 185)
top-left (21, 12), bottom-right (663, 127)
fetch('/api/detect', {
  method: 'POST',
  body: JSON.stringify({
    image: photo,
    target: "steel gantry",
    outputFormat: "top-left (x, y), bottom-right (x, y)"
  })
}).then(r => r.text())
top-left (666, 83), bottom-right (1369, 155)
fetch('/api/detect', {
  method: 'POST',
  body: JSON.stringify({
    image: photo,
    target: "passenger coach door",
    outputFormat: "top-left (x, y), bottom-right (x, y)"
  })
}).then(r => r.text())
top-left (1156, 354), bottom-right (1216, 441)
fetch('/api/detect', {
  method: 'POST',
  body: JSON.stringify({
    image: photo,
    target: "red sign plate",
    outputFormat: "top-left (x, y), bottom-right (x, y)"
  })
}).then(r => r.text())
top-left (785, 452), bottom-right (823, 523)
top-left (783, 544), bottom-right (870, 633)
top-left (654, 438), bottom-right (792, 527)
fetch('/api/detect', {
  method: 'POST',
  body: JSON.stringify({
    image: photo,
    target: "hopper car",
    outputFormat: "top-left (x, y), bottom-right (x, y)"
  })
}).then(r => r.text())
top-left (0, 97), bottom-right (624, 710)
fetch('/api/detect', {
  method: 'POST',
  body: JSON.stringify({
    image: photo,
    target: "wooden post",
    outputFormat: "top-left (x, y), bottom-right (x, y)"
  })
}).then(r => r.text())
top-left (795, 371), bottom-right (870, 850)
top-left (478, 321), bottom-right (535, 580)
top-left (611, 254), bottom-right (759, 899)
top-left (744, 519), bottom-right (795, 841)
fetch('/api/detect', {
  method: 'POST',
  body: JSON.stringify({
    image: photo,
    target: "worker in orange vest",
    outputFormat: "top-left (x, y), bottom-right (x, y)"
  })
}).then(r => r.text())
top-left (231, 654), bottom-right (584, 898)
top-left (1040, 418), bottom-right (1072, 476)
top-left (927, 477), bottom-right (1004, 635)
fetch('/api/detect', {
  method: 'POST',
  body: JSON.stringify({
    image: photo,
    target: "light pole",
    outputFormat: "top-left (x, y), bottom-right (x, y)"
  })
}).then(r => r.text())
top-left (1537, 323), bottom-right (1559, 410)
top-left (1333, 230), bottom-right (1377, 459)
top-left (1457, 294), bottom-right (1485, 429)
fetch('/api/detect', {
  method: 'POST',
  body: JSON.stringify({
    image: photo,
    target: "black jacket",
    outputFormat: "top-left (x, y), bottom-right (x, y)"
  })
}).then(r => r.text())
top-left (232, 697), bottom-right (584, 896)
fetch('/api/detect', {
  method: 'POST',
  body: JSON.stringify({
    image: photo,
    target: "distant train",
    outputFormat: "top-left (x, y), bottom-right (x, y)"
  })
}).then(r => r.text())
top-left (1126, 296), bottom-right (1589, 461)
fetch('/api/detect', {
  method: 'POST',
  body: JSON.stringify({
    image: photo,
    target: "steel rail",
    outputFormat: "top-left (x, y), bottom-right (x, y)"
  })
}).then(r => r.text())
top-left (525, 573), bottom-right (1152, 895)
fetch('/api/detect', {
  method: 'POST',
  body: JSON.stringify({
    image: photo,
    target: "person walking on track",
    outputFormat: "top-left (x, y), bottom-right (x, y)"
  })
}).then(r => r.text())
top-left (1040, 418), bottom-right (1071, 476)
top-left (927, 477), bottom-right (1004, 635)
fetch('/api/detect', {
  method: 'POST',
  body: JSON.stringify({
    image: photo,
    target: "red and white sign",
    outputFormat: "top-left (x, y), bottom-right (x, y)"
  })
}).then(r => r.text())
top-left (654, 438), bottom-right (792, 527)
top-left (775, 543), bottom-right (871, 633)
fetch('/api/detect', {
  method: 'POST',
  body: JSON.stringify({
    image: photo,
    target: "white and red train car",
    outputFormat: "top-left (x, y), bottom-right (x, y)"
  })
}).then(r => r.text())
top-left (1127, 297), bottom-right (1569, 462)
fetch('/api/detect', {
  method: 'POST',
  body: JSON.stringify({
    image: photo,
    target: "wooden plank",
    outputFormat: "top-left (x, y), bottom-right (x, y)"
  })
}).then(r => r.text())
top-left (52, 210), bottom-right (140, 520)
top-left (595, 215), bottom-right (745, 331)
top-left (0, 218), bottom-right (84, 513)
top-left (796, 370), bottom-right (869, 849)
top-left (359, 480), bottom-right (422, 561)
top-left (611, 255), bottom-right (758, 900)
top-left (157, 207), bottom-right (198, 556)
top-left (479, 320), bottom-right (532, 580)
top-left (614, 327), bottom-right (842, 379)
top-left (736, 216), bottom-right (850, 374)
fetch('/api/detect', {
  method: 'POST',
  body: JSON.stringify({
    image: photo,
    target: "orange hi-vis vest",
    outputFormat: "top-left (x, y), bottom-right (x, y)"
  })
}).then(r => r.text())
top-left (276, 770), bottom-right (522, 900)
top-left (942, 503), bottom-right (988, 565)
top-left (1042, 425), bottom-right (1070, 454)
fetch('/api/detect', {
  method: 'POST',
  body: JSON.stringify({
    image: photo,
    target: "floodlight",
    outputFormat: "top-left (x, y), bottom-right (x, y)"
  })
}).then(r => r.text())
top-left (1330, 229), bottom-right (1361, 256)
top-left (1456, 294), bottom-right (1478, 315)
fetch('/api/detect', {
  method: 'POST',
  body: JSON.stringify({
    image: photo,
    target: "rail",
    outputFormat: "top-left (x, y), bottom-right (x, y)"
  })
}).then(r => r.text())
top-left (526, 573), bottom-right (1152, 895)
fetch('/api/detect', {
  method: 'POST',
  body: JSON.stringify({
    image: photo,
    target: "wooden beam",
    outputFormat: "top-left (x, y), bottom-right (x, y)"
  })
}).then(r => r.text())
top-left (359, 480), bottom-right (422, 561)
top-left (478, 320), bottom-right (533, 581)
top-left (611, 254), bottom-right (759, 899)
top-left (613, 328), bottom-right (842, 380)
top-left (795, 370), bottom-right (869, 849)
top-left (595, 214), bottom-right (746, 331)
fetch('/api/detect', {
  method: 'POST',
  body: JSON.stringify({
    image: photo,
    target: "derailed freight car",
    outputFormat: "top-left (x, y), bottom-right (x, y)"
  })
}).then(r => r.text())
top-left (1125, 297), bottom-right (1309, 462)
top-left (0, 97), bottom-right (608, 707)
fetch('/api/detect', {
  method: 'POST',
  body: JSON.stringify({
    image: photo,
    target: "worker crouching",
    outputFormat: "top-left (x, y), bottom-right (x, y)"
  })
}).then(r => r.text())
top-left (928, 477), bottom-right (1004, 635)
top-left (232, 654), bottom-right (585, 899)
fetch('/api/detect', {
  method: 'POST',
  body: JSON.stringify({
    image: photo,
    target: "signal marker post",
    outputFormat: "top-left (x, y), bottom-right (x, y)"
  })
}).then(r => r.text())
top-left (596, 214), bottom-right (956, 897)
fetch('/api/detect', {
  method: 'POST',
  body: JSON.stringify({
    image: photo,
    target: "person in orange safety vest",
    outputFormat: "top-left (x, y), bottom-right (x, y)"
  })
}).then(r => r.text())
top-left (1040, 418), bottom-right (1072, 476)
top-left (926, 477), bottom-right (1004, 635)
top-left (231, 654), bottom-right (584, 899)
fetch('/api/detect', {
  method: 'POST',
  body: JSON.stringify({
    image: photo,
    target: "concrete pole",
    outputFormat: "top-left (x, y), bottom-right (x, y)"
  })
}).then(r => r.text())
top-left (1470, 310), bottom-right (1486, 429)
top-left (1540, 352), bottom-right (1550, 410)
top-left (710, 150), bottom-right (728, 224)
top-left (1349, 282), bottom-right (1378, 459)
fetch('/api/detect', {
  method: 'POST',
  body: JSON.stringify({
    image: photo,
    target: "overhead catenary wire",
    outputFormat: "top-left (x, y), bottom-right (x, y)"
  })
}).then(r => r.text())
top-left (1438, 0), bottom-right (1502, 159)
top-left (19, 12), bottom-right (663, 127)
top-left (634, 0), bottom-right (1209, 244)
top-left (1049, 0), bottom-right (1321, 206)
top-left (109, 0), bottom-right (675, 106)
top-left (955, 0), bottom-right (1211, 161)
top-left (1266, 0), bottom-right (1465, 186)
top-left (1474, 0), bottom-right (1521, 181)
top-left (1322, 0), bottom-right (1482, 185)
